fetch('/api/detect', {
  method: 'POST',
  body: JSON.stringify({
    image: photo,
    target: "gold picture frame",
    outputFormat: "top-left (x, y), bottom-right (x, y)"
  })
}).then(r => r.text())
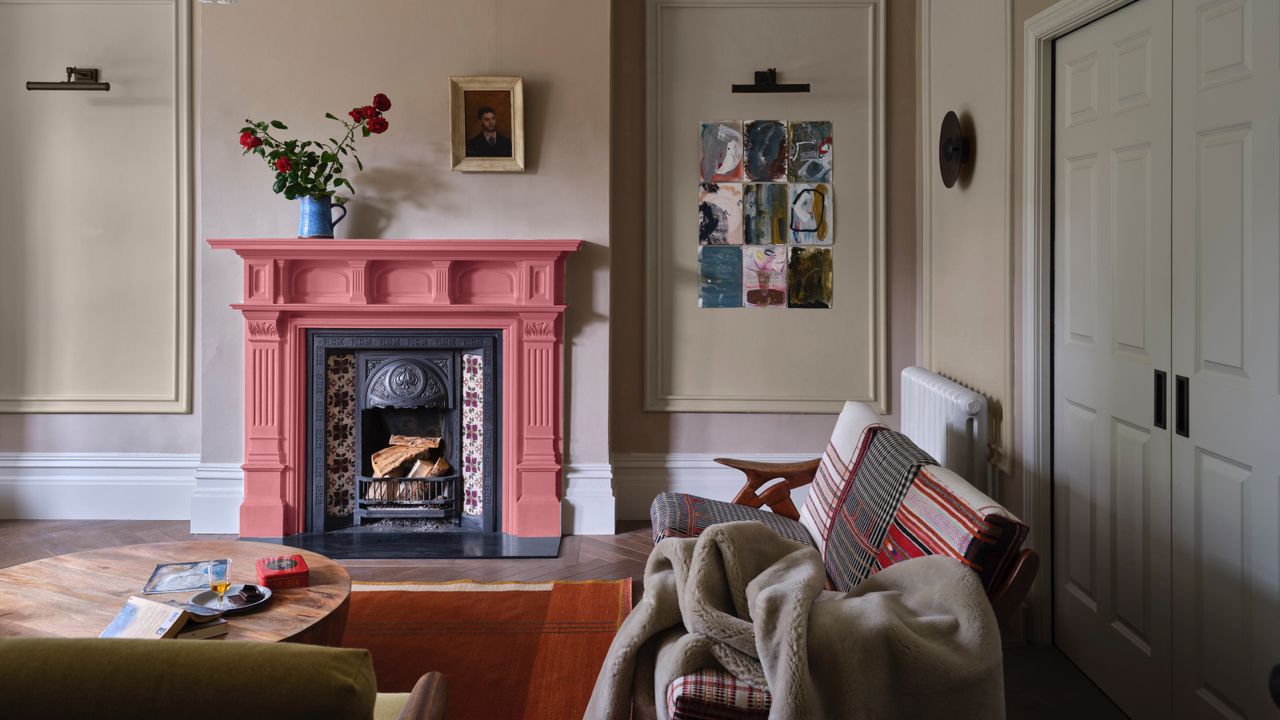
top-left (449, 76), bottom-right (525, 172)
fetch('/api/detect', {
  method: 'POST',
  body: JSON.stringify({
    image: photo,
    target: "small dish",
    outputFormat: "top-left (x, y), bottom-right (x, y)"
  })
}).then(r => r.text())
top-left (188, 583), bottom-right (272, 614)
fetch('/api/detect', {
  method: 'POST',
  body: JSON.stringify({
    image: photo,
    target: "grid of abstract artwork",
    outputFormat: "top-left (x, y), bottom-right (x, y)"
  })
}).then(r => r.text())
top-left (697, 120), bottom-right (834, 309)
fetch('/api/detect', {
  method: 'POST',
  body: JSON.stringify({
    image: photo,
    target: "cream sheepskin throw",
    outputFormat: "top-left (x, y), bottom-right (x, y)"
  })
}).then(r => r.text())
top-left (585, 522), bottom-right (1004, 719)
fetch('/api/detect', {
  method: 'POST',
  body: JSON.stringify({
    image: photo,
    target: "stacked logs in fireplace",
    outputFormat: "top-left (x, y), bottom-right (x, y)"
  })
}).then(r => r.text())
top-left (357, 435), bottom-right (460, 525)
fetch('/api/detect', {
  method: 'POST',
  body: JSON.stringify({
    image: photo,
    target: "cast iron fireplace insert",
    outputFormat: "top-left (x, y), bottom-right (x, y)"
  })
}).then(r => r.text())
top-left (306, 329), bottom-right (500, 535)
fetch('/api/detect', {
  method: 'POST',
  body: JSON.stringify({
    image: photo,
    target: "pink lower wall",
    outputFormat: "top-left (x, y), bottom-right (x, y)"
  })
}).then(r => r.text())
top-left (608, 0), bottom-right (920, 454)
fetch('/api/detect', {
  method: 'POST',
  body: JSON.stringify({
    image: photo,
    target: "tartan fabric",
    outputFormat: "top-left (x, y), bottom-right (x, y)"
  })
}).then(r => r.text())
top-left (797, 401), bottom-right (885, 558)
top-left (667, 669), bottom-right (772, 719)
top-left (650, 492), bottom-right (814, 546)
top-left (822, 428), bottom-right (937, 591)
top-left (874, 465), bottom-right (1029, 592)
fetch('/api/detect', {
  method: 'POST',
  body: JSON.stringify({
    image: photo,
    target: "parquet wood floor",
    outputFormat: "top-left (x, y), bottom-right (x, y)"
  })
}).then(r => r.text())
top-left (0, 519), bottom-right (1123, 720)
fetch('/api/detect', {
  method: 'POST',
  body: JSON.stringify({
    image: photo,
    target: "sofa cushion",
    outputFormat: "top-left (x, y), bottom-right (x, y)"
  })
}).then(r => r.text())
top-left (666, 668), bottom-right (771, 719)
top-left (650, 492), bottom-right (814, 547)
top-left (797, 401), bottom-right (885, 558)
top-left (0, 637), bottom-right (377, 720)
top-left (874, 464), bottom-right (1029, 592)
top-left (374, 692), bottom-right (410, 720)
top-left (821, 428), bottom-right (937, 591)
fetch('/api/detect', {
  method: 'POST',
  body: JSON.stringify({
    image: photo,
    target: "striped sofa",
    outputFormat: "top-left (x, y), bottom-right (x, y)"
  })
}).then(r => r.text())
top-left (648, 401), bottom-right (1038, 719)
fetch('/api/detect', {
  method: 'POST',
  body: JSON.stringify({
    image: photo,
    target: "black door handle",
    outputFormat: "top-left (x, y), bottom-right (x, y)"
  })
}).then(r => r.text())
top-left (1154, 370), bottom-right (1167, 430)
top-left (1175, 375), bottom-right (1190, 438)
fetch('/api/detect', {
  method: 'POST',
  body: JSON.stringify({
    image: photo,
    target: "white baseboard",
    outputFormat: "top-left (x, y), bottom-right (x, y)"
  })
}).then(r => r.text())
top-left (612, 453), bottom-right (820, 520)
top-left (562, 463), bottom-right (615, 535)
top-left (190, 463), bottom-right (243, 534)
top-left (0, 453), bottom-right (199, 520)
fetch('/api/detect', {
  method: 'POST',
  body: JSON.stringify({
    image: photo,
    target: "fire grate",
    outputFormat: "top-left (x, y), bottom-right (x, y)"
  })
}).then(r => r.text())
top-left (359, 475), bottom-right (459, 518)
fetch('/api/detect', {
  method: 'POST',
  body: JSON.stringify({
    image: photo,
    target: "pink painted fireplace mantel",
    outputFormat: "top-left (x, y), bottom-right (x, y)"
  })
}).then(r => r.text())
top-left (209, 238), bottom-right (582, 538)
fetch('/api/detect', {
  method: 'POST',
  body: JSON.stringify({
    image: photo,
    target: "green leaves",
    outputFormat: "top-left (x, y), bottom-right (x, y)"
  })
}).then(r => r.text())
top-left (273, 176), bottom-right (286, 193)
top-left (270, 120), bottom-right (288, 130)
top-left (354, 155), bottom-right (363, 171)
top-left (361, 125), bottom-right (371, 138)
top-left (324, 112), bottom-right (338, 121)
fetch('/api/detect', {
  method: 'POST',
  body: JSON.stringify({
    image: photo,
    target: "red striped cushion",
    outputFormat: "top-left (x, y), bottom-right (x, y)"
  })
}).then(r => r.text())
top-left (873, 465), bottom-right (1028, 591)
top-left (797, 401), bottom-right (884, 558)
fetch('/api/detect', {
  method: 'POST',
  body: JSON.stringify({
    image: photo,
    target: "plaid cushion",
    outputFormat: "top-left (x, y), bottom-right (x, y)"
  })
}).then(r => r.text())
top-left (650, 492), bottom-right (814, 547)
top-left (874, 464), bottom-right (1029, 592)
top-left (667, 669), bottom-right (771, 719)
top-left (822, 428), bottom-right (937, 591)
top-left (797, 401), bottom-right (885, 558)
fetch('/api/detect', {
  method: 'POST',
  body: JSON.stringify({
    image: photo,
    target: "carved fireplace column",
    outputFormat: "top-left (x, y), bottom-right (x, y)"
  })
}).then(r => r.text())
top-left (515, 314), bottom-right (563, 536)
top-left (240, 311), bottom-right (289, 535)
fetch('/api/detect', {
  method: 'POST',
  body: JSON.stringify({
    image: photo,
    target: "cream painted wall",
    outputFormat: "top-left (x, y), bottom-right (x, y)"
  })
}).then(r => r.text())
top-left (0, 0), bottom-right (199, 453)
top-left (919, 0), bottom-right (1056, 515)
top-left (196, 0), bottom-right (612, 465)
top-left (921, 0), bottom-right (1013, 471)
top-left (610, 0), bottom-right (919, 454)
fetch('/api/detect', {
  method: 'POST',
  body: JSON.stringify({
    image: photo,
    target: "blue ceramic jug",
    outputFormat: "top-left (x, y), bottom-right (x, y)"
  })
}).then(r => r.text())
top-left (298, 194), bottom-right (347, 238)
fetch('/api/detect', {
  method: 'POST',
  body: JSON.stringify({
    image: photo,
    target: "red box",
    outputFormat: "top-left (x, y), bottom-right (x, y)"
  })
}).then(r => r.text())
top-left (255, 554), bottom-right (310, 590)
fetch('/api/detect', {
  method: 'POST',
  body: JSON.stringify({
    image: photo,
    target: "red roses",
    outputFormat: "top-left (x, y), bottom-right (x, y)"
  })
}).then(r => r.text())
top-left (347, 93), bottom-right (391, 134)
top-left (239, 92), bottom-right (391, 203)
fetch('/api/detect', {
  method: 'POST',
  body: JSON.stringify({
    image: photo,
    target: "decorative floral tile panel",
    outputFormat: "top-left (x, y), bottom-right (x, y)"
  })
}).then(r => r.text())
top-left (325, 353), bottom-right (357, 519)
top-left (462, 353), bottom-right (485, 517)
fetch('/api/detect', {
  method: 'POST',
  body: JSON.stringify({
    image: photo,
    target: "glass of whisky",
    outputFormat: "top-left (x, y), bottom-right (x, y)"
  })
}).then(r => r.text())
top-left (209, 559), bottom-right (232, 609)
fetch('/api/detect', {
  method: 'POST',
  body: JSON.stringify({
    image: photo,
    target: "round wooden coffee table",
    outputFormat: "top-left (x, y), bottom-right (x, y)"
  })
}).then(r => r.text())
top-left (0, 541), bottom-right (350, 645)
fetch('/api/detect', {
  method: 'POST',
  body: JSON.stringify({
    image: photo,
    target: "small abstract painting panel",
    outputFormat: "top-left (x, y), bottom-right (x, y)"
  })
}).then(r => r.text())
top-left (743, 246), bottom-right (787, 308)
top-left (788, 247), bottom-right (833, 309)
top-left (788, 121), bottom-right (833, 182)
top-left (789, 183), bottom-right (833, 245)
top-left (699, 121), bottom-right (744, 182)
top-left (699, 245), bottom-right (744, 308)
top-left (743, 120), bottom-right (788, 181)
top-left (743, 183), bottom-right (788, 245)
top-left (698, 183), bottom-right (744, 245)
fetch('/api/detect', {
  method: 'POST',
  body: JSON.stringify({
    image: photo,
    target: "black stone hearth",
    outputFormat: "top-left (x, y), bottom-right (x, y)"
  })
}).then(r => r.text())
top-left (247, 531), bottom-right (561, 560)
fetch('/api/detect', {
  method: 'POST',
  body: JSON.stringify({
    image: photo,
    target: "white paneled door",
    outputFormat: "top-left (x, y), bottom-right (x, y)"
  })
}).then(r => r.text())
top-left (1171, 0), bottom-right (1280, 717)
top-left (1053, 1), bottom-right (1174, 717)
top-left (1055, 0), bottom-right (1280, 717)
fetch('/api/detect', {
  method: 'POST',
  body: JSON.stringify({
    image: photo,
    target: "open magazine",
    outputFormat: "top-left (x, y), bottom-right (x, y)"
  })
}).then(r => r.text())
top-left (142, 559), bottom-right (230, 594)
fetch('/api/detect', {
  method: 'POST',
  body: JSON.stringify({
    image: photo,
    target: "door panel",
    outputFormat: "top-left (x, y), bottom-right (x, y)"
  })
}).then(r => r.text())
top-left (1053, 1), bottom-right (1174, 717)
top-left (1171, 0), bottom-right (1280, 716)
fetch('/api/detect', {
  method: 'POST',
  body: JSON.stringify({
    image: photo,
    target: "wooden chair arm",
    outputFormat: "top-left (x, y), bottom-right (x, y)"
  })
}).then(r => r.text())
top-left (715, 457), bottom-right (820, 521)
top-left (988, 549), bottom-right (1040, 630)
top-left (395, 671), bottom-right (448, 720)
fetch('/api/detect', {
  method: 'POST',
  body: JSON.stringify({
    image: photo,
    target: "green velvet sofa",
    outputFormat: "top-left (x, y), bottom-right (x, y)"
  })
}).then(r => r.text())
top-left (0, 637), bottom-right (445, 720)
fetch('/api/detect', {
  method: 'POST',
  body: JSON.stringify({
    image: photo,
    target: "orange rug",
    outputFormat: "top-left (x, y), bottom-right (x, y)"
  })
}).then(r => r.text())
top-left (342, 579), bottom-right (631, 719)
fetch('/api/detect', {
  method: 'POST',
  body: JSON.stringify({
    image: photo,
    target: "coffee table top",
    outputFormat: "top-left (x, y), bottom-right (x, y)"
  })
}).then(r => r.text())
top-left (0, 540), bottom-right (350, 642)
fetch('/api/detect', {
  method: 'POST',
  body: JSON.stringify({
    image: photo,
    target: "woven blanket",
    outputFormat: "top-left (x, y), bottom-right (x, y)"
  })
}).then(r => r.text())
top-left (584, 522), bottom-right (1004, 720)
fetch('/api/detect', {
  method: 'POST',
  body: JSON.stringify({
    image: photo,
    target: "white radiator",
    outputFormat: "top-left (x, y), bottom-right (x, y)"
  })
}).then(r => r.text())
top-left (900, 366), bottom-right (991, 495)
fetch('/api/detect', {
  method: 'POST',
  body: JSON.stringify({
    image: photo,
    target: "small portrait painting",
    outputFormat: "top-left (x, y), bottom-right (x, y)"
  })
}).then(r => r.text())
top-left (450, 76), bottom-right (525, 172)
